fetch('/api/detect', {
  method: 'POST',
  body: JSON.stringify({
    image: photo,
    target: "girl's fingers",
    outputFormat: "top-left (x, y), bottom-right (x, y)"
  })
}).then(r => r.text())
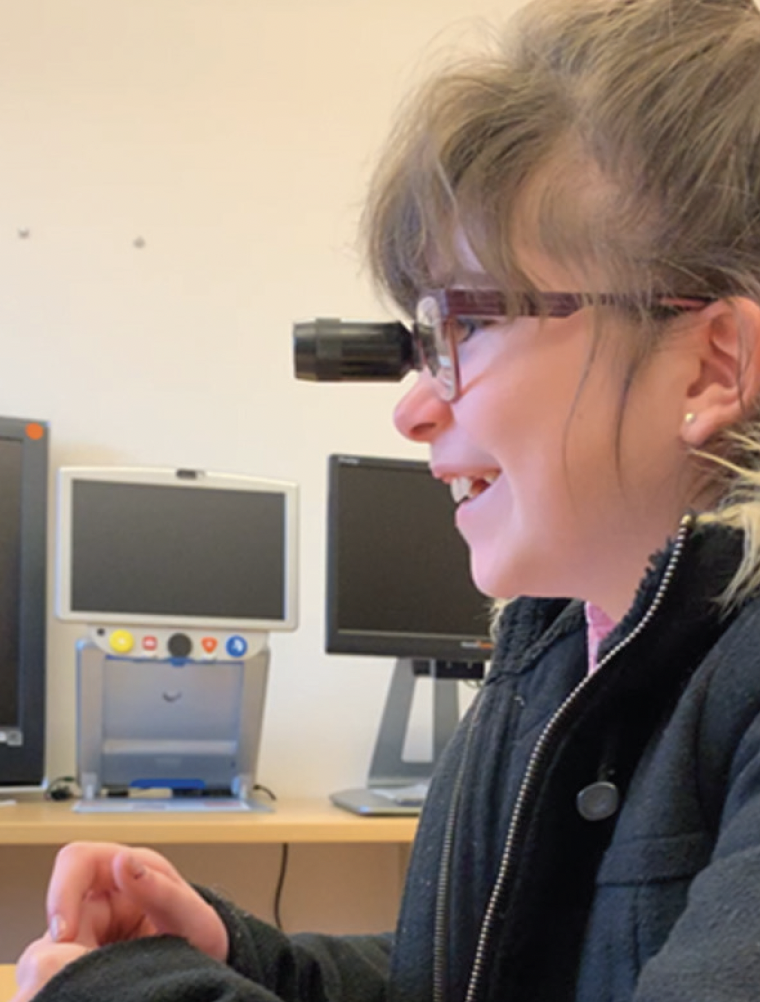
top-left (14, 935), bottom-right (90, 1002)
top-left (46, 842), bottom-right (183, 943)
top-left (112, 850), bottom-right (229, 961)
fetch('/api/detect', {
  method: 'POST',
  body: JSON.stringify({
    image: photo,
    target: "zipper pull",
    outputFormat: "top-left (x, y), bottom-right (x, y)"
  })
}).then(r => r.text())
top-left (577, 724), bottom-right (621, 822)
top-left (576, 779), bottom-right (620, 821)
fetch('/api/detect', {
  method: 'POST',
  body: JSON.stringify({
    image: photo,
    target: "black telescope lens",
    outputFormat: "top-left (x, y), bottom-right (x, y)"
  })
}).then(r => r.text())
top-left (293, 318), bottom-right (415, 383)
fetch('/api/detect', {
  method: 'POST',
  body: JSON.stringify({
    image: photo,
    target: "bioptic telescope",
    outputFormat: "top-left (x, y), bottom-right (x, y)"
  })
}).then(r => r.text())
top-left (293, 318), bottom-right (416, 384)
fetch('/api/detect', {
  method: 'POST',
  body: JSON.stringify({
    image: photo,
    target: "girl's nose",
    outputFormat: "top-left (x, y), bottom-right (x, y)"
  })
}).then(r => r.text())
top-left (393, 372), bottom-right (452, 442)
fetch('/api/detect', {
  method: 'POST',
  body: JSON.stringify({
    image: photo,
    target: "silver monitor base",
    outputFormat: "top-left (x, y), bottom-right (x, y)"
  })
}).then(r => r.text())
top-left (330, 785), bottom-right (426, 816)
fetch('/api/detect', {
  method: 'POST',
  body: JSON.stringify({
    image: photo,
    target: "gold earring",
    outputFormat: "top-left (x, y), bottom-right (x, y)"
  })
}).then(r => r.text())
top-left (685, 412), bottom-right (696, 425)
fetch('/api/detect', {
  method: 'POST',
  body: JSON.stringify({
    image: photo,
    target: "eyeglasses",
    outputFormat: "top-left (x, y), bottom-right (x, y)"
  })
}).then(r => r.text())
top-left (413, 288), bottom-right (714, 402)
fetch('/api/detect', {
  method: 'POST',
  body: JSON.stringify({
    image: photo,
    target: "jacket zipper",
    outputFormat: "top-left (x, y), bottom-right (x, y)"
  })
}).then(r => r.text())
top-left (433, 693), bottom-right (485, 1002)
top-left (455, 514), bottom-right (693, 1002)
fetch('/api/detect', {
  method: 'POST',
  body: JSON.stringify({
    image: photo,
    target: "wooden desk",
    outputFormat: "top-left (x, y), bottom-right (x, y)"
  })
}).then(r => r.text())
top-left (0, 797), bottom-right (418, 846)
top-left (0, 798), bottom-right (418, 965)
top-left (0, 965), bottom-right (14, 1001)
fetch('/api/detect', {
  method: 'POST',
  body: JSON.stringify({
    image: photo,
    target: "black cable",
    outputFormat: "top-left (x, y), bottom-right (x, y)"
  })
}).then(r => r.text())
top-left (253, 783), bottom-right (277, 802)
top-left (273, 843), bottom-right (290, 931)
top-left (249, 783), bottom-right (286, 929)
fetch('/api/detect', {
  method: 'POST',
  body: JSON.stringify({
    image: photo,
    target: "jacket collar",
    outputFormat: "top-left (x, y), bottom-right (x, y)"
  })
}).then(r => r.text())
top-left (488, 517), bottom-right (746, 683)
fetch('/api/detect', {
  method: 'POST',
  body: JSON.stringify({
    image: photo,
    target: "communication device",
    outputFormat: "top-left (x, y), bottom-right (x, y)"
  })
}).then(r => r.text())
top-left (56, 466), bottom-right (298, 659)
top-left (55, 466), bottom-right (298, 807)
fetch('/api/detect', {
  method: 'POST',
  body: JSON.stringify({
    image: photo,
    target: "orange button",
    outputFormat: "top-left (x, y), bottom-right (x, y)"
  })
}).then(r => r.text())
top-left (25, 422), bottom-right (45, 441)
top-left (201, 636), bottom-right (217, 654)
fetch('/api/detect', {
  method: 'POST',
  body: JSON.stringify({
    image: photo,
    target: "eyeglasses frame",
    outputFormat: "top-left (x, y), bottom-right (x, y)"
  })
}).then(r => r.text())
top-left (413, 287), bottom-right (715, 402)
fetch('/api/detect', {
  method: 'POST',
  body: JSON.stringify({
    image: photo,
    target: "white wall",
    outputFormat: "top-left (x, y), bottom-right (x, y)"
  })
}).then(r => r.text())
top-left (0, 0), bottom-right (522, 799)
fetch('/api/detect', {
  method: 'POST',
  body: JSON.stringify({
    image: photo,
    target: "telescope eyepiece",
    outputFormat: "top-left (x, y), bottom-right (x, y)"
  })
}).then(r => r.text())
top-left (293, 318), bottom-right (415, 383)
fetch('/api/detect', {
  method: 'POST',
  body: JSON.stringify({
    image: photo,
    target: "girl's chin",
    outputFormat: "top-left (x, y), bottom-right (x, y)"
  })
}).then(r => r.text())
top-left (467, 553), bottom-right (513, 600)
top-left (468, 542), bottom-right (538, 601)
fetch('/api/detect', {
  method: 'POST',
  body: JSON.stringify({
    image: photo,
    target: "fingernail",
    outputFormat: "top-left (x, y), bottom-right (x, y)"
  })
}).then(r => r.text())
top-left (50, 914), bottom-right (66, 942)
top-left (126, 854), bottom-right (146, 879)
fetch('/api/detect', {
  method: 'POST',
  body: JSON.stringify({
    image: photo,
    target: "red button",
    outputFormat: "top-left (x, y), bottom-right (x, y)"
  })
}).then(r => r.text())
top-left (142, 636), bottom-right (158, 651)
top-left (201, 637), bottom-right (217, 654)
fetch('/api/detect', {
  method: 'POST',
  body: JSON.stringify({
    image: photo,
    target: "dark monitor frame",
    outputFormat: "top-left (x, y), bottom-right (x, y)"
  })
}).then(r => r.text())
top-left (0, 416), bottom-right (48, 787)
top-left (325, 453), bottom-right (493, 814)
top-left (325, 453), bottom-right (493, 669)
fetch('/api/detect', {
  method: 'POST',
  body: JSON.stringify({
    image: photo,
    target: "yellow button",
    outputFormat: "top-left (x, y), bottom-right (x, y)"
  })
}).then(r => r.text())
top-left (110, 629), bottom-right (134, 654)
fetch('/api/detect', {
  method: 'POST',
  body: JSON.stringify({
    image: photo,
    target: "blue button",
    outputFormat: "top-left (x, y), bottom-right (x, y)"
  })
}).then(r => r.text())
top-left (226, 634), bottom-right (248, 658)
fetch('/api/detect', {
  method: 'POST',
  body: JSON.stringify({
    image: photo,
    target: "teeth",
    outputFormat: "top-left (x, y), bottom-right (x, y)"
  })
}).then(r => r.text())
top-left (449, 473), bottom-right (498, 504)
top-left (451, 477), bottom-right (472, 503)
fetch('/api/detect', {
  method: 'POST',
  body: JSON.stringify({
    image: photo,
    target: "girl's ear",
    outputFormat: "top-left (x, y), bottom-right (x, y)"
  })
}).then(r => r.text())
top-left (681, 297), bottom-right (760, 447)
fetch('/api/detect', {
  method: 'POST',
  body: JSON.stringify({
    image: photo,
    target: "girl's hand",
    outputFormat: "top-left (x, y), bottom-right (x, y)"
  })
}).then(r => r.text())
top-left (45, 841), bottom-right (228, 960)
top-left (11, 934), bottom-right (90, 1002)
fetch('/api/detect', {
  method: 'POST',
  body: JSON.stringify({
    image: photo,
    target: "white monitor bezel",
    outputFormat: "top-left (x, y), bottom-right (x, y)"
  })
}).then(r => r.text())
top-left (55, 466), bottom-right (298, 632)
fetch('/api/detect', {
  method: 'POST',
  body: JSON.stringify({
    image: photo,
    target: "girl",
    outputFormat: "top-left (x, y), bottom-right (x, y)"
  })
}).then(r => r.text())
top-left (14, 0), bottom-right (760, 999)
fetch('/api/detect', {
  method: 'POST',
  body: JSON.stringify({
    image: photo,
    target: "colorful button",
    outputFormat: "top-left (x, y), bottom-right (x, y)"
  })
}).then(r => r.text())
top-left (110, 629), bottom-right (134, 654)
top-left (167, 633), bottom-right (192, 658)
top-left (142, 636), bottom-right (158, 652)
top-left (226, 635), bottom-right (248, 658)
top-left (201, 636), bottom-right (218, 654)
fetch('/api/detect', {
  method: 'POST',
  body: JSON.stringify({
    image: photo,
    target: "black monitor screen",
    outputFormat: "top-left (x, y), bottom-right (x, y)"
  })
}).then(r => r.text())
top-left (326, 454), bottom-right (493, 662)
top-left (0, 437), bottom-right (22, 726)
top-left (70, 481), bottom-right (287, 621)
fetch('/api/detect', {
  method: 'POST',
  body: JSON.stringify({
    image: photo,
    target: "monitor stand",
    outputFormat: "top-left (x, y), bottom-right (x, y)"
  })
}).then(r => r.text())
top-left (330, 658), bottom-right (461, 816)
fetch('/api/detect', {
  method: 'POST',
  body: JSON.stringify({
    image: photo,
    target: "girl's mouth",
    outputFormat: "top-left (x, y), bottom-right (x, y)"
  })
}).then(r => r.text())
top-left (449, 473), bottom-right (499, 504)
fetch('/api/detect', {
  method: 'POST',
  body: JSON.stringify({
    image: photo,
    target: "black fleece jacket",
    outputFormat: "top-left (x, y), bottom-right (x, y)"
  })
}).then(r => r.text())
top-left (33, 519), bottom-right (760, 1002)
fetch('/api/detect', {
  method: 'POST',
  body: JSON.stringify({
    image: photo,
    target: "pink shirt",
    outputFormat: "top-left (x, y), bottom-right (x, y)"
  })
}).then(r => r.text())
top-left (584, 602), bottom-right (617, 674)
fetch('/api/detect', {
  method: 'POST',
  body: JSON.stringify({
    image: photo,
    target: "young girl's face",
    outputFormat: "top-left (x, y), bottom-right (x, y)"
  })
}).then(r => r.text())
top-left (393, 247), bottom-right (698, 620)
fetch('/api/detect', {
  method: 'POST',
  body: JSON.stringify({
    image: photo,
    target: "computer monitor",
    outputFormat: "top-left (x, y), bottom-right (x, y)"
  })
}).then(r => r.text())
top-left (326, 454), bottom-right (493, 815)
top-left (0, 416), bottom-right (48, 787)
top-left (56, 466), bottom-right (298, 637)
top-left (327, 453), bottom-right (492, 666)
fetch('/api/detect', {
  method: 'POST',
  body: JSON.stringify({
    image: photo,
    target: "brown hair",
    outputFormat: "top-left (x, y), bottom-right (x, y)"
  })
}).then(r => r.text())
top-left (362, 0), bottom-right (760, 605)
